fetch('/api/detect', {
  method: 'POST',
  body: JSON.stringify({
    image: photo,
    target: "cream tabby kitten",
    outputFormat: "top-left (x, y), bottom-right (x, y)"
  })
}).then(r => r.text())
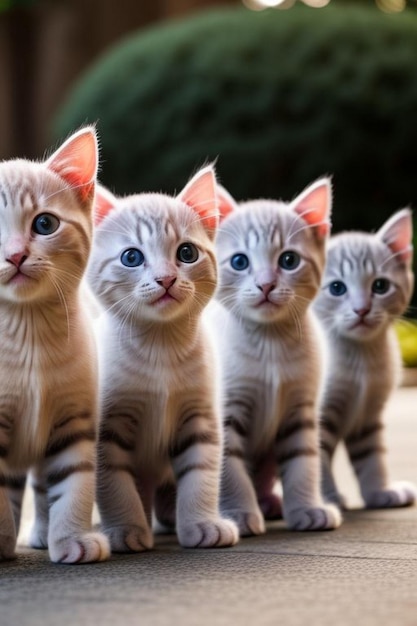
top-left (315, 209), bottom-right (416, 509)
top-left (208, 179), bottom-right (342, 536)
top-left (0, 127), bottom-right (109, 563)
top-left (88, 166), bottom-right (238, 551)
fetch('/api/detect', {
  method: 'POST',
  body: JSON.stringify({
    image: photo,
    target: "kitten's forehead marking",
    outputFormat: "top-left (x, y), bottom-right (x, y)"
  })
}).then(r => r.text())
top-left (0, 186), bottom-right (7, 208)
top-left (338, 245), bottom-right (377, 279)
top-left (21, 190), bottom-right (38, 213)
top-left (244, 219), bottom-right (281, 251)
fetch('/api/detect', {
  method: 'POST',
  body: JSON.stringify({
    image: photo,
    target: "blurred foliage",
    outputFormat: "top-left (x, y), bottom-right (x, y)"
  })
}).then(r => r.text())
top-left (395, 320), bottom-right (417, 367)
top-left (0, 0), bottom-right (36, 10)
top-left (55, 3), bottom-right (417, 304)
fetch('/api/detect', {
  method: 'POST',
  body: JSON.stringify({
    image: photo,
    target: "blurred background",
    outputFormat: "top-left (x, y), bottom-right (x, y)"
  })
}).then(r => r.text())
top-left (1, 0), bottom-right (417, 341)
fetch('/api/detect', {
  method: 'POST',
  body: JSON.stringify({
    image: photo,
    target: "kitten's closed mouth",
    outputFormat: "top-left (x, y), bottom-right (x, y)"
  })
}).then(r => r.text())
top-left (8, 270), bottom-right (33, 286)
top-left (153, 292), bottom-right (177, 306)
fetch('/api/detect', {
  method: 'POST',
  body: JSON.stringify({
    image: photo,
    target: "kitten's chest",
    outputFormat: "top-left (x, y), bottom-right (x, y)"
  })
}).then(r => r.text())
top-left (0, 314), bottom-right (95, 469)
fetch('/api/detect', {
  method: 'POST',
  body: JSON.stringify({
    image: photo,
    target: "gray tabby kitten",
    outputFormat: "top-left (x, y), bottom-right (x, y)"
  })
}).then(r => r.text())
top-left (0, 127), bottom-right (109, 563)
top-left (208, 179), bottom-right (342, 536)
top-left (88, 166), bottom-right (238, 552)
top-left (315, 209), bottom-right (416, 509)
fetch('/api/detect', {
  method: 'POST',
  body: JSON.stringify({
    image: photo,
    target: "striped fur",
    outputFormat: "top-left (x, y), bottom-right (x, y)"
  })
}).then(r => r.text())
top-left (0, 128), bottom-right (109, 563)
top-left (315, 209), bottom-right (416, 509)
top-left (88, 166), bottom-right (238, 552)
top-left (207, 179), bottom-right (342, 536)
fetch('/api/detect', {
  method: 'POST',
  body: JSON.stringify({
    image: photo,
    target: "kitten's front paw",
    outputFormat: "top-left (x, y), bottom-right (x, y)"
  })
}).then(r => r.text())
top-left (0, 535), bottom-right (17, 561)
top-left (225, 510), bottom-right (266, 536)
top-left (258, 493), bottom-right (283, 520)
top-left (49, 531), bottom-right (110, 564)
top-left (105, 524), bottom-right (153, 553)
top-left (286, 504), bottom-right (342, 531)
top-left (365, 481), bottom-right (417, 509)
top-left (178, 518), bottom-right (239, 548)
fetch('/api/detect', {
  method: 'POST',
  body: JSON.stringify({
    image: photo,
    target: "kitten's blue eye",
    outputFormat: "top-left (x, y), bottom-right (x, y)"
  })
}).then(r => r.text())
top-left (231, 254), bottom-right (249, 271)
top-left (372, 278), bottom-right (390, 295)
top-left (121, 248), bottom-right (144, 267)
top-left (329, 281), bottom-right (347, 296)
top-left (177, 243), bottom-right (199, 263)
top-left (32, 213), bottom-right (60, 235)
top-left (278, 250), bottom-right (301, 271)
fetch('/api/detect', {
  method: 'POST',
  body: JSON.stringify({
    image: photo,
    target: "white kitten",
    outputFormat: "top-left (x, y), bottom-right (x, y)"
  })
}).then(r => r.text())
top-left (315, 209), bottom-right (416, 509)
top-left (88, 166), bottom-right (238, 551)
top-left (207, 179), bottom-right (342, 535)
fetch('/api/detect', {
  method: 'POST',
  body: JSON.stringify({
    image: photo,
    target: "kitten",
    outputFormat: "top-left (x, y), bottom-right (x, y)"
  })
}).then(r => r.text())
top-left (88, 165), bottom-right (238, 551)
top-left (207, 180), bottom-right (342, 536)
top-left (0, 127), bottom-right (109, 563)
top-left (314, 209), bottom-right (416, 509)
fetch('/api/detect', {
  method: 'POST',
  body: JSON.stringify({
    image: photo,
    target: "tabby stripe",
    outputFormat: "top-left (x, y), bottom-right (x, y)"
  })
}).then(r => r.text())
top-left (224, 447), bottom-right (245, 459)
top-left (56, 412), bottom-right (92, 430)
top-left (5, 476), bottom-right (26, 490)
top-left (181, 412), bottom-right (211, 427)
top-left (102, 463), bottom-right (136, 481)
top-left (99, 429), bottom-right (135, 451)
top-left (224, 416), bottom-right (248, 438)
top-left (277, 448), bottom-right (317, 465)
top-left (321, 417), bottom-right (339, 436)
top-left (346, 423), bottom-right (383, 445)
top-left (277, 418), bottom-right (316, 440)
top-left (32, 483), bottom-right (47, 495)
top-left (176, 462), bottom-right (216, 482)
top-left (320, 440), bottom-right (334, 456)
top-left (225, 398), bottom-right (253, 415)
top-left (46, 461), bottom-right (94, 487)
top-left (45, 430), bottom-right (96, 457)
top-left (0, 476), bottom-right (7, 487)
top-left (349, 446), bottom-right (386, 463)
top-left (170, 431), bottom-right (218, 458)
top-left (0, 445), bottom-right (8, 458)
top-left (48, 493), bottom-right (62, 507)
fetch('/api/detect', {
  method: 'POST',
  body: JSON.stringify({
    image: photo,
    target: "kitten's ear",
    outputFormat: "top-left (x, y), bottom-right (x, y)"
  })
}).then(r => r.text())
top-left (377, 208), bottom-right (413, 264)
top-left (178, 165), bottom-right (219, 238)
top-left (217, 184), bottom-right (238, 221)
top-left (94, 185), bottom-right (118, 225)
top-left (46, 126), bottom-right (98, 204)
top-left (290, 177), bottom-right (332, 240)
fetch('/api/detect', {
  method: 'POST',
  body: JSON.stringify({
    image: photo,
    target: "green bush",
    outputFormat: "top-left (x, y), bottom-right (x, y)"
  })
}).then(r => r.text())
top-left (55, 4), bottom-right (417, 242)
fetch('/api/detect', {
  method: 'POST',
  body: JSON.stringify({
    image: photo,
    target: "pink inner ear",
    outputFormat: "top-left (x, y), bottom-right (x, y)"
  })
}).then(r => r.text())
top-left (217, 184), bottom-right (237, 222)
top-left (46, 128), bottom-right (97, 202)
top-left (379, 209), bottom-right (413, 263)
top-left (94, 186), bottom-right (116, 225)
top-left (178, 167), bottom-right (219, 233)
top-left (292, 180), bottom-right (331, 239)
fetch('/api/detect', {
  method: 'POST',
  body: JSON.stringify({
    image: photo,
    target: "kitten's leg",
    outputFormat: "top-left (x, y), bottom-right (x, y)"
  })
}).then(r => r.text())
top-left (154, 482), bottom-right (177, 533)
top-left (42, 414), bottom-right (110, 563)
top-left (277, 406), bottom-right (342, 531)
top-left (220, 416), bottom-right (265, 536)
top-left (96, 417), bottom-right (153, 553)
top-left (346, 422), bottom-right (416, 509)
top-left (320, 408), bottom-right (346, 509)
top-left (171, 414), bottom-right (238, 548)
top-left (5, 474), bottom-right (26, 536)
top-left (0, 475), bottom-right (17, 560)
top-left (253, 450), bottom-right (282, 520)
top-left (28, 469), bottom-right (49, 549)
top-left (0, 427), bottom-right (18, 559)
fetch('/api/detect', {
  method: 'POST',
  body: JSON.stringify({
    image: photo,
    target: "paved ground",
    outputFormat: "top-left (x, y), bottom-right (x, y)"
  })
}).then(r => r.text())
top-left (2, 386), bottom-right (417, 626)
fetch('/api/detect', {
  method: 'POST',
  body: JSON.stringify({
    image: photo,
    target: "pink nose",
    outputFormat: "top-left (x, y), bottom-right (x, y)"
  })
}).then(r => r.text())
top-left (6, 251), bottom-right (28, 268)
top-left (257, 282), bottom-right (275, 297)
top-left (354, 307), bottom-right (370, 318)
top-left (156, 276), bottom-right (176, 290)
